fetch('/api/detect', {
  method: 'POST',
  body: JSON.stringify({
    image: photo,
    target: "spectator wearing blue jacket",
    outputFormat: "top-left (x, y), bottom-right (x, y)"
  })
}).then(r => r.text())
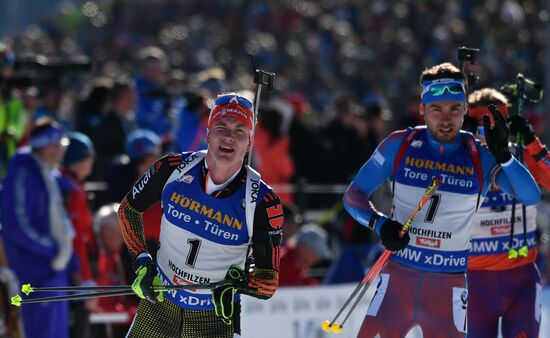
top-left (134, 47), bottom-right (172, 144)
top-left (1, 118), bottom-right (76, 338)
top-left (175, 91), bottom-right (210, 152)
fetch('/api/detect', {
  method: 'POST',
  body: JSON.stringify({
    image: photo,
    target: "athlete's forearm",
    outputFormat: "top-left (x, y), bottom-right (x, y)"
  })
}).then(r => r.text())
top-left (524, 139), bottom-right (550, 191)
top-left (251, 193), bottom-right (283, 270)
top-left (247, 192), bottom-right (283, 299)
top-left (344, 131), bottom-right (404, 234)
top-left (117, 197), bottom-right (148, 259)
top-left (496, 157), bottom-right (541, 205)
top-left (343, 183), bottom-right (387, 234)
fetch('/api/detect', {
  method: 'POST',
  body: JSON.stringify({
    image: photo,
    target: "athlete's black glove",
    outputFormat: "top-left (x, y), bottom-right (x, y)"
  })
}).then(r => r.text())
top-left (483, 104), bottom-right (512, 163)
top-left (211, 265), bottom-right (246, 325)
top-left (461, 114), bottom-right (478, 134)
top-left (508, 115), bottom-right (536, 146)
top-left (380, 219), bottom-right (409, 251)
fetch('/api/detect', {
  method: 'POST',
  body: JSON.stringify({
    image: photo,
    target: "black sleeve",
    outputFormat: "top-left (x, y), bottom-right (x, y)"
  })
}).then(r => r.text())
top-left (240, 189), bottom-right (283, 299)
top-left (126, 153), bottom-right (182, 211)
top-left (118, 153), bottom-right (182, 258)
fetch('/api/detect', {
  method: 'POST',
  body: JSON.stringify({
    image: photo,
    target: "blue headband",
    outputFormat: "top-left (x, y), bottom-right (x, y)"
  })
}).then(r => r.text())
top-left (30, 125), bottom-right (65, 149)
top-left (421, 78), bottom-right (466, 104)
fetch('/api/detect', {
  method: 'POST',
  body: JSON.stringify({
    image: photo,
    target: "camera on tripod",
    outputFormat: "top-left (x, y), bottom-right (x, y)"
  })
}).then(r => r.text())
top-left (0, 43), bottom-right (93, 91)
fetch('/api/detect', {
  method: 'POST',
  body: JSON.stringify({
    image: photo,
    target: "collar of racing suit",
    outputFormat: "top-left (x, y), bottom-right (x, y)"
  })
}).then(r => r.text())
top-left (425, 128), bottom-right (463, 154)
top-left (199, 161), bottom-right (247, 198)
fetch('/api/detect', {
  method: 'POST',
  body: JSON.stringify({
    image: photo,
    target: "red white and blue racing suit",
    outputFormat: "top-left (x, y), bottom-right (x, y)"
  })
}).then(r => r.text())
top-left (344, 127), bottom-right (540, 337)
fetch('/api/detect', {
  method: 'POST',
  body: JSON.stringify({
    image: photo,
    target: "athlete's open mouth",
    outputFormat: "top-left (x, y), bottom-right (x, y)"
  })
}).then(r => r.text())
top-left (220, 145), bottom-right (234, 153)
top-left (439, 127), bottom-right (453, 134)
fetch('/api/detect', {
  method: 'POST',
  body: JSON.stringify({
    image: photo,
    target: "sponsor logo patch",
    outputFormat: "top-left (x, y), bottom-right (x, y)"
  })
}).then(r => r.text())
top-left (373, 150), bottom-right (385, 167)
top-left (250, 178), bottom-right (260, 203)
top-left (173, 275), bottom-right (196, 292)
top-left (416, 236), bottom-right (441, 248)
top-left (266, 204), bottom-right (284, 229)
top-left (490, 225), bottom-right (511, 236)
top-left (169, 192), bottom-right (243, 230)
top-left (176, 153), bottom-right (199, 173)
top-left (411, 140), bottom-right (423, 148)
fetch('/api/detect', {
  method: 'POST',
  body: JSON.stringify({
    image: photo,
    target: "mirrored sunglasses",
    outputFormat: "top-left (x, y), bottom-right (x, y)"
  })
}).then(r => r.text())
top-left (422, 82), bottom-right (465, 97)
top-left (214, 95), bottom-right (253, 110)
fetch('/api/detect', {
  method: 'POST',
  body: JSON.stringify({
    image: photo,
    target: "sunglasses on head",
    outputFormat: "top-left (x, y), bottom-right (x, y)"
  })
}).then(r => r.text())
top-left (422, 81), bottom-right (465, 97)
top-left (214, 95), bottom-right (253, 110)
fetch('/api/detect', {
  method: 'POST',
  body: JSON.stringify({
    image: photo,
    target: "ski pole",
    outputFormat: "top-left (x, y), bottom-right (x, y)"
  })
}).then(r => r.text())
top-left (11, 289), bottom-right (135, 306)
top-left (13, 280), bottom-right (235, 306)
top-left (19, 281), bottom-right (231, 296)
top-left (321, 249), bottom-right (390, 334)
top-left (322, 177), bottom-right (442, 334)
top-left (21, 283), bottom-right (132, 295)
top-left (511, 74), bottom-right (528, 258)
top-left (247, 54), bottom-right (275, 167)
top-left (399, 177), bottom-right (442, 234)
top-left (500, 74), bottom-right (543, 258)
top-left (457, 46), bottom-right (480, 94)
top-left (338, 252), bottom-right (390, 327)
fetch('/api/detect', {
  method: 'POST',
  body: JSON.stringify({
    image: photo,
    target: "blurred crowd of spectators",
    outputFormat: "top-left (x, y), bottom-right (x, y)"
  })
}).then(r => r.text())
top-left (0, 0), bottom-right (549, 337)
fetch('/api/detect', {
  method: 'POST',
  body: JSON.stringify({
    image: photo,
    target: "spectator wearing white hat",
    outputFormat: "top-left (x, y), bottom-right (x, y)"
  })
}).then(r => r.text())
top-left (1, 118), bottom-right (74, 338)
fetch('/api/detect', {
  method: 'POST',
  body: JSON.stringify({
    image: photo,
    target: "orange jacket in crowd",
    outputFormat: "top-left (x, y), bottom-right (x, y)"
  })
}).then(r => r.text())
top-left (253, 125), bottom-right (295, 205)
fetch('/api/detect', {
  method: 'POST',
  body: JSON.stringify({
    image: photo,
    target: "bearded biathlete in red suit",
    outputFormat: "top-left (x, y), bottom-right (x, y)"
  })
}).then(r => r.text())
top-left (343, 63), bottom-right (540, 338)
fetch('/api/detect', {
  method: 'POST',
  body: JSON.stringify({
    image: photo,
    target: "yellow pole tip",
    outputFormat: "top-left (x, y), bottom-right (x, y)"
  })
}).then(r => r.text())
top-left (21, 284), bottom-right (34, 296)
top-left (11, 295), bottom-right (22, 307)
top-left (321, 320), bottom-right (331, 332)
top-left (519, 246), bottom-right (528, 257)
top-left (331, 323), bottom-right (343, 333)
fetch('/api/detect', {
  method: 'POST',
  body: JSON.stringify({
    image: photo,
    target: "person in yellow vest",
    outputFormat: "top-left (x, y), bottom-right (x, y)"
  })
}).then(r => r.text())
top-left (0, 43), bottom-right (29, 180)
